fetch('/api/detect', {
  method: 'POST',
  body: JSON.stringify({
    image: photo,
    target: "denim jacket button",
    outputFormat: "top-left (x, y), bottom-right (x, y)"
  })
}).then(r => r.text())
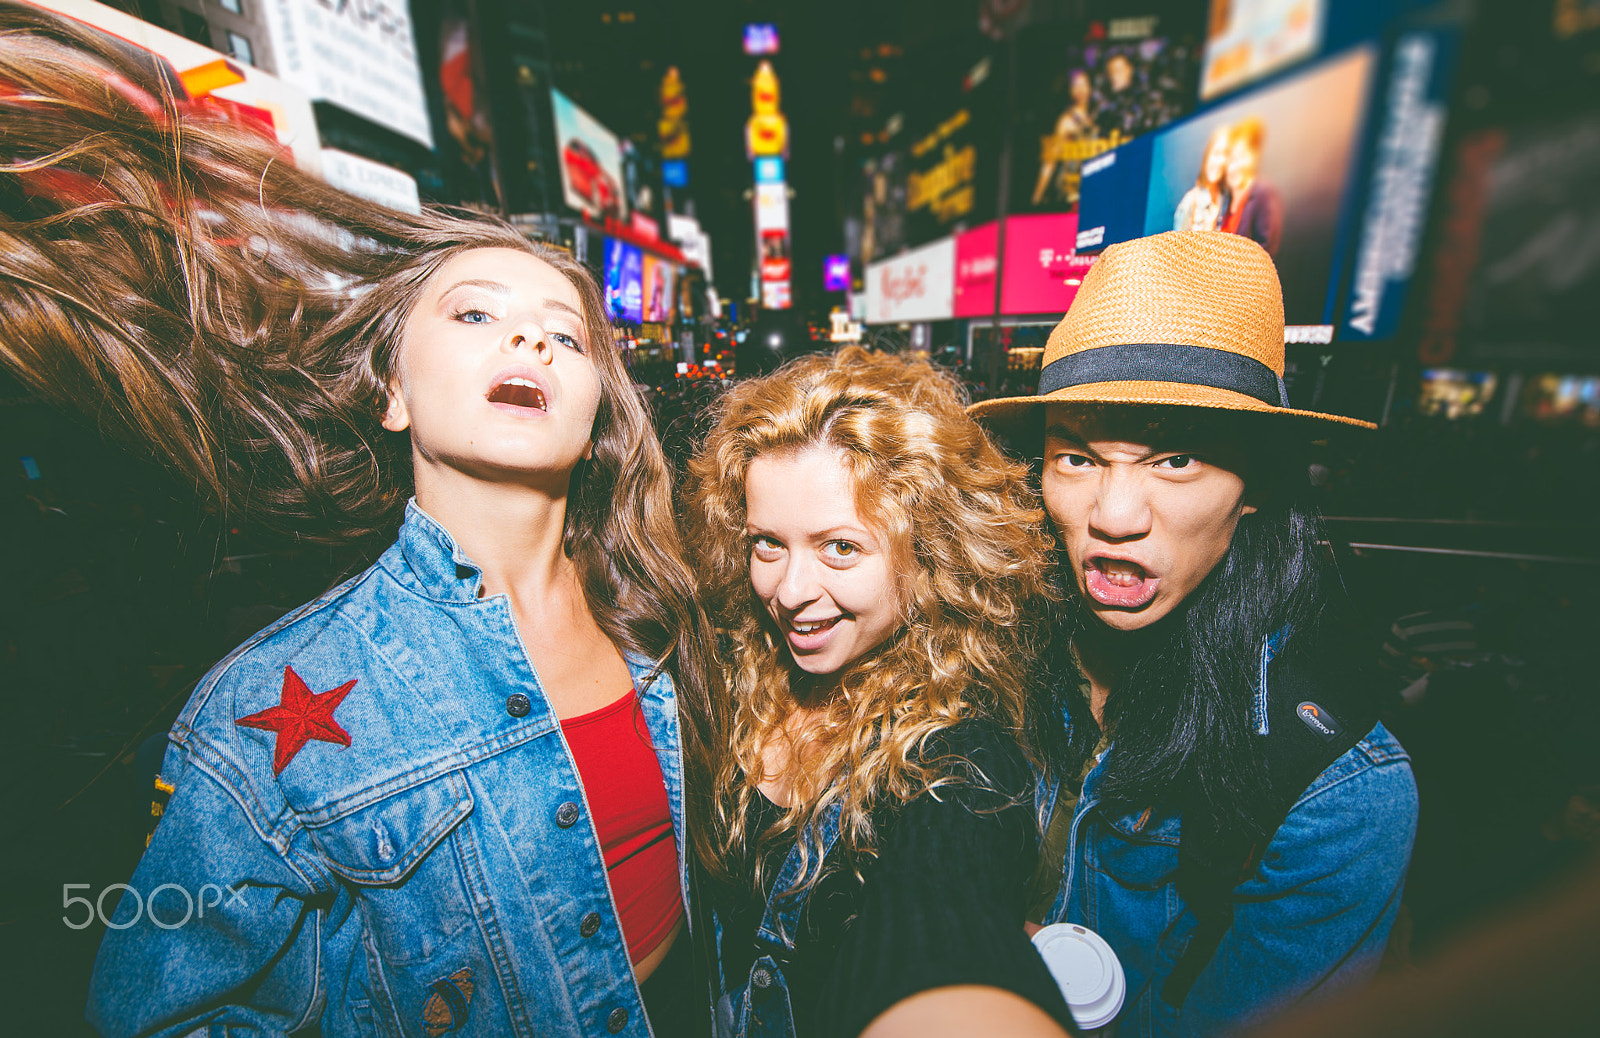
top-left (505, 693), bottom-right (532, 718)
top-left (606, 1007), bottom-right (629, 1033)
top-left (580, 911), bottom-right (602, 938)
top-left (555, 801), bottom-right (581, 828)
top-left (752, 966), bottom-right (772, 989)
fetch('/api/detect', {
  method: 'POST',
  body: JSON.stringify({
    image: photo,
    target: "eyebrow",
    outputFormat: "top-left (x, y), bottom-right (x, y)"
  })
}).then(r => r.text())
top-left (1044, 424), bottom-right (1178, 464)
top-left (437, 283), bottom-right (584, 319)
top-left (439, 278), bottom-right (509, 297)
top-left (745, 523), bottom-right (877, 543)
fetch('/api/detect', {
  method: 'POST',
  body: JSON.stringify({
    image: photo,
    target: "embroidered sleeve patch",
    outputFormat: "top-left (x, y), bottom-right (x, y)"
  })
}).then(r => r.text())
top-left (234, 665), bottom-right (357, 775)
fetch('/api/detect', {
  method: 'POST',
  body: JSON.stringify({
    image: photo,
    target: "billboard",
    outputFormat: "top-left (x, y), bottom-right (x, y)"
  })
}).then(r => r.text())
top-left (1010, 13), bottom-right (1200, 215)
top-left (261, 0), bottom-right (432, 146)
top-left (35, 0), bottom-right (321, 172)
top-left (824, 255), bottom-right (852, 293)
top-left (903, 51), bottom-right (1000, 246)
top-left (320, 148), bottom-right (420, 213)
top-left (954, 216), bottom-right (1095, 318)
top-left (744, 23), bottom-right (780, 55)
top-left (1341, 29), bottom-right (1458, 341)
top-left (551, 88), bottom-right (626, 220)
top-left (1001, 213), bottom-right (1096, 315)
top-left (1137, 45), bottom-right (1375, 327)
top-left (954, 222), bottom-right (1000, 318)
top-left (746, 61), bottom-right (789, 159)
top-left (603, 238), bottom-right (643, 323)
top-left (1201, 0), bottom-right (1326, 100)
top-left (1417, 109), bottom-right (1600, 369)
top-left (642, 255), bottom-right (677, 323)
top-left (865, 238), bottom-right (955, 324)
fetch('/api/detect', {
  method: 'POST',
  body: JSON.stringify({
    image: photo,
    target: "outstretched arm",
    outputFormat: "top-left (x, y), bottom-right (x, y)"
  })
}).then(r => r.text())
top-left (862, 986), bottom-right (1072, 1038)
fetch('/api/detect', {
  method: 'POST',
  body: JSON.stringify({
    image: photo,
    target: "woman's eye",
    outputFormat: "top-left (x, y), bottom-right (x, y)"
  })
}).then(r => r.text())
top-left (453, 308), bottom-right (494, 324)
top-left (1156, 454), bottom-right (1199, 470)
top-left (824, 541), bottom-right (860, 560)
top-left (750, 535), bottom-right (781, 555)
top-left (550, 331), bottom-right (586, 353)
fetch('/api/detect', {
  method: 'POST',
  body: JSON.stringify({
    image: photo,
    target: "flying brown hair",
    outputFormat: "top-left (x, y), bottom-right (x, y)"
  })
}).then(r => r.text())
top-left (0, 0), bottom-right (724, 866)
top-left (686, 346), bottom-right (1059, 889)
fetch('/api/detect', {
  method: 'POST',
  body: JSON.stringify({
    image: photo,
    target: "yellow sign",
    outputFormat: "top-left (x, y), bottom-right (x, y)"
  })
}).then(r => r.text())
top-left (745, 60), bottom-right (788, 159)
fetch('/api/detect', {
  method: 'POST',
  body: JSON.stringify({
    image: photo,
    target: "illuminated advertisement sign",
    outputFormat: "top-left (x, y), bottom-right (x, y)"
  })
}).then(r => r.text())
top-left (760, 230), bottom-right (791, 284)
top-left (261, 0), bottom-right (433, 146)
top-left (551, 88), bottom-right (627, 220)
top-left (1201, 0), bottom-right (1326, 100)
top-left (642, 255), bottom-right (677, 323)
top-left (824, 255), bottom-right (852, 293)
top-left (746, 61), bottom-right (789, 159)
top-left (744, 22), bottom-right (779, 55)
top-left (1010, 14), bottom-right (1199, 215)
top-left (755, 157), bottom-right (786, 184)
top-left (1080, 46), bottom-right (1375, 331)
top-left (954, 216), bottom-right (1095, 318)
top-left (603, 238), bottom-right (643, 323)
top-left (35, 0), bottom-right (322, 172)
top-left (1342, 30), bottom-right (1457, 341)
top-left (954, 222), bottom-right (999, 319)
top-left (865, 238), bottom-right (955, 324)
top-left (1002, 213), bottom-right (1095, 315)
top-left (320, 148), bottom-right (420, 213)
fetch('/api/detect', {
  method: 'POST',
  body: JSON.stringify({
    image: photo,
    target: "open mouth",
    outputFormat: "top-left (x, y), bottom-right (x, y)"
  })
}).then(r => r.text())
top-left (487, 377), bottom-right (547, 411)
top-left (1084, 557), bottom-right (1160, 609)
top-left (786, 615), bottom-right (843, 651)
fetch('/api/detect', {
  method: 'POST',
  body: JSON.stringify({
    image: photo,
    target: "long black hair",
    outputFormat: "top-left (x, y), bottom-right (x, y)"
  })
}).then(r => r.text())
top-left (1039, 421), bottom-right (1339, 841)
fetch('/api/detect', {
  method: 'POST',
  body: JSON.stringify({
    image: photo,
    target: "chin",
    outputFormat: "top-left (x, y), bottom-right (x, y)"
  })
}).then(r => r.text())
top-left (1087, 603), bottom-right (1170, 633)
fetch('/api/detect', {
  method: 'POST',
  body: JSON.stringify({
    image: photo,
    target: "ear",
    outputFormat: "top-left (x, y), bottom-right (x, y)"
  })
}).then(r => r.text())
top-left (380, 381), bottom-right (410, 433)
top-left (1241, 487), bottom-right (1266, 516)
top-left (582, 440), bottom-right (594, 461)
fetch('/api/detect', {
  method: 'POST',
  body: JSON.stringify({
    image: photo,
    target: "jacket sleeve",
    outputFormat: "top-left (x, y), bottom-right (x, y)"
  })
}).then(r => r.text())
top-left (86, 739), bottom-right (330, 1037)
top-left (1175, 740), bottom-right (1418, 1037)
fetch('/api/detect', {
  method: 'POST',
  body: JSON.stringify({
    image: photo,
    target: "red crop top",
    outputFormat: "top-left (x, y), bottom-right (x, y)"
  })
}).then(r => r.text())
top-left (560, 689), bottom-right (682, 962)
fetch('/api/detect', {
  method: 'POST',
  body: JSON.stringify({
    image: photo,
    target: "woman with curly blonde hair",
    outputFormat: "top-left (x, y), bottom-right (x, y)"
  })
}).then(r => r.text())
top-left (686, 346), bottom-right (1075, 1038)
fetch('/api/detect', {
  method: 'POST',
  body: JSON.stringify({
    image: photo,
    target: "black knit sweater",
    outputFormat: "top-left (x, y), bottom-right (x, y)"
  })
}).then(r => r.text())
top-left (711, 719), bottom-right (1077, 1037)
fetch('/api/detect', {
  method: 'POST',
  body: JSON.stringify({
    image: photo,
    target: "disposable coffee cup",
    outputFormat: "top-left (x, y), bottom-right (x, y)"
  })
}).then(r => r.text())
top-left (1032, 922), bottom-right (1125, 1032)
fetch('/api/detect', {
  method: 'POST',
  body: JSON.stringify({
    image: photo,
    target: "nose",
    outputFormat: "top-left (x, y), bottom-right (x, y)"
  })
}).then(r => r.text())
top-left (505, 318), bottom-right (553, 364)
top-left (773, 551), bottom-right (823, 614)
top-left (1088, 465), bottom-right (1153, 542)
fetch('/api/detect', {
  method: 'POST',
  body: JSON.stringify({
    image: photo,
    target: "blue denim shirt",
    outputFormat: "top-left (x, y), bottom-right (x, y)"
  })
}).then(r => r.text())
top-left (1034, 638), bottom-right (1418, 1038)
top-left (87, 502), bottom-right (688, 1038)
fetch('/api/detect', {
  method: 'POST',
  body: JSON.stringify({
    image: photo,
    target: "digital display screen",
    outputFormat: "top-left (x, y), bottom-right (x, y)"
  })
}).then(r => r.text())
top-left (744, 23), bottom-right (779, 55)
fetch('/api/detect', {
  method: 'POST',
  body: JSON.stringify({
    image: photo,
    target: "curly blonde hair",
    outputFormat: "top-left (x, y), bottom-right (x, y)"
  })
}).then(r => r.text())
top-left (686, 346), bottom-right (1058, 889)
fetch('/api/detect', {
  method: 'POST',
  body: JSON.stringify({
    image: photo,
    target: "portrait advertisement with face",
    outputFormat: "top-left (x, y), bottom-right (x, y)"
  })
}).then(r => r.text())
top-left (1010, 12), bottom-right (1201, 214)
top-left (1143, 45), bottom-right (1376, 325)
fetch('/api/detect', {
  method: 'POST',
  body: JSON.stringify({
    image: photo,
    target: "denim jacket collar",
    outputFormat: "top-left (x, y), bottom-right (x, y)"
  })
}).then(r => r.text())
top-left (389, 498), bottom-right (486, 603)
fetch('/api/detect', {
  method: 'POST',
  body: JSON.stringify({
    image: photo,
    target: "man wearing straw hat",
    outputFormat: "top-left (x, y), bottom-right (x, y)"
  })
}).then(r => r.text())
top-left (972, 232), bottom-right (1417, 1036)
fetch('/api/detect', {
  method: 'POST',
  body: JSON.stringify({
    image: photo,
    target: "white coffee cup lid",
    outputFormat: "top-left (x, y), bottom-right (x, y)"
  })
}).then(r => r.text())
top-left (1032, 923), bottom-right (1126, 1031)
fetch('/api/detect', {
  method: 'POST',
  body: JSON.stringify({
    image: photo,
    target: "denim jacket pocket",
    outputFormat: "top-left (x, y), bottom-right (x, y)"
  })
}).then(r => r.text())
top-left (306, 771), bottom-right (478, 968)
top-left (1094, 807), bottom-right (1182, 892)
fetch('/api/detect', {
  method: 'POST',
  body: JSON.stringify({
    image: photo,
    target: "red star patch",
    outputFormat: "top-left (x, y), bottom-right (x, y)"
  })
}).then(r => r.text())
top-left (235, 665), bottom-right (357, 775)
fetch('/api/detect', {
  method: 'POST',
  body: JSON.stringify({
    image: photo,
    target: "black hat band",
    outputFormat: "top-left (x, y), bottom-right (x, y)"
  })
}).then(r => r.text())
top-left (1037, 342), bottom-right (1290, 408)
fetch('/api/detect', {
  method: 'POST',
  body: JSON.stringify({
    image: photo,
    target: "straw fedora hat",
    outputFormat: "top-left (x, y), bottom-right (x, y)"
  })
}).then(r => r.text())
top-left (968, 231), bottom-right (1376, 431)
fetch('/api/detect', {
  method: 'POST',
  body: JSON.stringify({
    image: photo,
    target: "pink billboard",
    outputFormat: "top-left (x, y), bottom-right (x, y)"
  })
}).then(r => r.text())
top-left (954, 222), bottom-right (999, 318)
top-left (953, 214), bottom-right (1093, 319)
top-left (1000, 213), bottom-right (1094, 316)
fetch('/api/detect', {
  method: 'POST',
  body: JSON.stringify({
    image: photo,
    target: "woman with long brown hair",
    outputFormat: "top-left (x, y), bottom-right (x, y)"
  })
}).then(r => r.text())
top-left (685, 347), bottom-right (1075, 1038)
top-left (0, 4), bottom-right (718, 1035)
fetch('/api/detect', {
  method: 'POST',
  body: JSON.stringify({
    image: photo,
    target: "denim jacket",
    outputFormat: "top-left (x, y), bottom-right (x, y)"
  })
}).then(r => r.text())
top-left (87, 502), bottom-right (688, 1038)
top-left (1034, 638), bottom-right (1418, 1038)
